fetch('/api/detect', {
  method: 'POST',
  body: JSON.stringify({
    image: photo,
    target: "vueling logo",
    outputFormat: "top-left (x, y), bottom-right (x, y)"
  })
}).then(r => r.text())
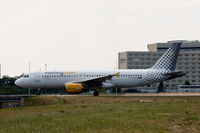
top-left (169, 52), bottom-right (173, 55)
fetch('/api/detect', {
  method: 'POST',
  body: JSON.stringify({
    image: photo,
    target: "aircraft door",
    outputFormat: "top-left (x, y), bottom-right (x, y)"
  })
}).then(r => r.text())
top-left (34, 72), bottom-right (46, 88)
top-left (34, 73), bottom-right (41, 83)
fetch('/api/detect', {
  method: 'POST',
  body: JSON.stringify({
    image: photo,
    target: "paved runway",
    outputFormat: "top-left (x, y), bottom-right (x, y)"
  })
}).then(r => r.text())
top-left (1, 92), bottom-right (200, 98)
top-left (123, 92), bottom-right (200, 97)
top-left (39, 92), bottom-right (200, 97)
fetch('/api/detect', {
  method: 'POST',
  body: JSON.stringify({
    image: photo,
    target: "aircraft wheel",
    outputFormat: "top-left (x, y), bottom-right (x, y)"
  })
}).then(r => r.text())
top-left (93, 91), bottom-right (99, 96)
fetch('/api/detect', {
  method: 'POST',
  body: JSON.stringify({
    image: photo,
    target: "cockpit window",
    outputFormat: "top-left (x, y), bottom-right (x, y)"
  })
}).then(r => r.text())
top-left (23, 75), bottom-right (29, 78)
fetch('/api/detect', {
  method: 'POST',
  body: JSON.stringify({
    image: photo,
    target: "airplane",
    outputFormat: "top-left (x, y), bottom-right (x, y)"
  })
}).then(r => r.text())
top-left (15, 42), bottom-right (185, 96)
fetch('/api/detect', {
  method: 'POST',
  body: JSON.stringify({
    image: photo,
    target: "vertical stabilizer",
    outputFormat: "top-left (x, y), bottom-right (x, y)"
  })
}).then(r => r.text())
top-left (151, 42), bottom-right (182, 71)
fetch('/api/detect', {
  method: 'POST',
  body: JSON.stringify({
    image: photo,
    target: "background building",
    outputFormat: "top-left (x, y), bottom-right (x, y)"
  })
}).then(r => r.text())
top-left (118, 40), bottom-right (200, 91)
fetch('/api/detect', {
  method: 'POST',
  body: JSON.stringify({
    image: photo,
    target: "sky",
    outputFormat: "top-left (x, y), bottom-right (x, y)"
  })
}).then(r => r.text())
top-left (0, 0), bottom-right (200, 77)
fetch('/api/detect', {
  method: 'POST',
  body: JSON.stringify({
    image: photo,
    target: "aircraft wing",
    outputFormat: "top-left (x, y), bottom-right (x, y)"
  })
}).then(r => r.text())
top-left (74, 72), bottom-right (120, 88)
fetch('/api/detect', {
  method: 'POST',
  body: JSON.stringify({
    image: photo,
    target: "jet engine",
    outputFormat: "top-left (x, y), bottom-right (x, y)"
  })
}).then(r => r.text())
top-left (65, 83), bottom-right (83, 94)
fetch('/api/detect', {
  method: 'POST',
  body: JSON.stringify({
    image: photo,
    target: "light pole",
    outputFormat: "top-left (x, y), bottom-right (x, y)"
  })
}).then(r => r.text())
top-left (45, 64), bottom-right (47, 71)
top-left (0, 64), bottom-right (1, 79)
top-left (28, 61), bottom-right (30, 95)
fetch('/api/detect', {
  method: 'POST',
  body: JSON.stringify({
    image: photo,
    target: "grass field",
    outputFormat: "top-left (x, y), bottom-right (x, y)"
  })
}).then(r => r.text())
top-left (0, 96), bottom-right (200, 133)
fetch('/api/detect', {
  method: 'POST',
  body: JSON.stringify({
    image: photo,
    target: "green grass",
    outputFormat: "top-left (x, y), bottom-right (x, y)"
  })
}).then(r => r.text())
top-left (1, 96), bottom-right (200, 133)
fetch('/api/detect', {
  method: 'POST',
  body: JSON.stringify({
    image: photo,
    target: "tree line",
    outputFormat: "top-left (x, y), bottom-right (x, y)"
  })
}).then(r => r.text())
top-left (0, 75), bottom-right (27, 95)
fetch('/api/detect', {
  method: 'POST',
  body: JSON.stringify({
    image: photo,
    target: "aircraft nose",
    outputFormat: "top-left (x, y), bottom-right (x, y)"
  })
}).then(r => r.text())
top-left (15, 79), bottom-right (20, 86)
top-left (15, 79), bottom-right (23, 87)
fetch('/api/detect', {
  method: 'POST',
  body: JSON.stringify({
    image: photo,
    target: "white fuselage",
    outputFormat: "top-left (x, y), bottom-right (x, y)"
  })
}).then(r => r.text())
top-left (15, 43), bottom-right (183, 91)
top-left (15, 69), bottom-right (169, 89)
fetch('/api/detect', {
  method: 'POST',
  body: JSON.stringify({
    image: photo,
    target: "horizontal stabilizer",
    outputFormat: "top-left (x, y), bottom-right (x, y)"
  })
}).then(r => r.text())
top-left (163, 71), bottom-right (185, 80)
top-left (163, 71), bottom-right (184, 76)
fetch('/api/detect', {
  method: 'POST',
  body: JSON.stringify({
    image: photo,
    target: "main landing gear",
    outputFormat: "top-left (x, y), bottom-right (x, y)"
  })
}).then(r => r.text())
top-left (157, 82), bottom-right (164, 93)
top-left (36, 88), bottom-right (41, 95)
top-left (93, 90), bottom-right (99, 96)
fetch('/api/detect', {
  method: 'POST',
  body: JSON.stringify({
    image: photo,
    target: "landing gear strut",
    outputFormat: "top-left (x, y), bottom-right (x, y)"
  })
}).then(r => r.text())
top-left (157, 82), bottom-right (164, 92)
top-left (36, 88), bottom-right (41, 95)
top-left (93, 90), bottom-right (99, 96)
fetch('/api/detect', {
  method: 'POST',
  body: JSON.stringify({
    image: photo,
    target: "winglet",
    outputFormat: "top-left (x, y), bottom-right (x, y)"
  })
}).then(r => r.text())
top-left (115, 72), bottom-right (120, 77)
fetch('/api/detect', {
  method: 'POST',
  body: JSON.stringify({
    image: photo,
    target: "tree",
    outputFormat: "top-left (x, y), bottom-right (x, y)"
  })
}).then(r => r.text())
top-left (0, 75), bottom-right (27, 95)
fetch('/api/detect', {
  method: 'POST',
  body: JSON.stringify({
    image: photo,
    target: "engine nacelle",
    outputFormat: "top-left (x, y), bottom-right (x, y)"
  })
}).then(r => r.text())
top-left (65, 83), bottom-right (83, 94)
top-left (102, 82), bottom-right (115, 88)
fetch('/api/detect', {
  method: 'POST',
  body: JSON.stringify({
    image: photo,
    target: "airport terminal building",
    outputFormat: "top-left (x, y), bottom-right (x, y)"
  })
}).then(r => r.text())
top-left (118, 40), bottom-right (200, 91)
